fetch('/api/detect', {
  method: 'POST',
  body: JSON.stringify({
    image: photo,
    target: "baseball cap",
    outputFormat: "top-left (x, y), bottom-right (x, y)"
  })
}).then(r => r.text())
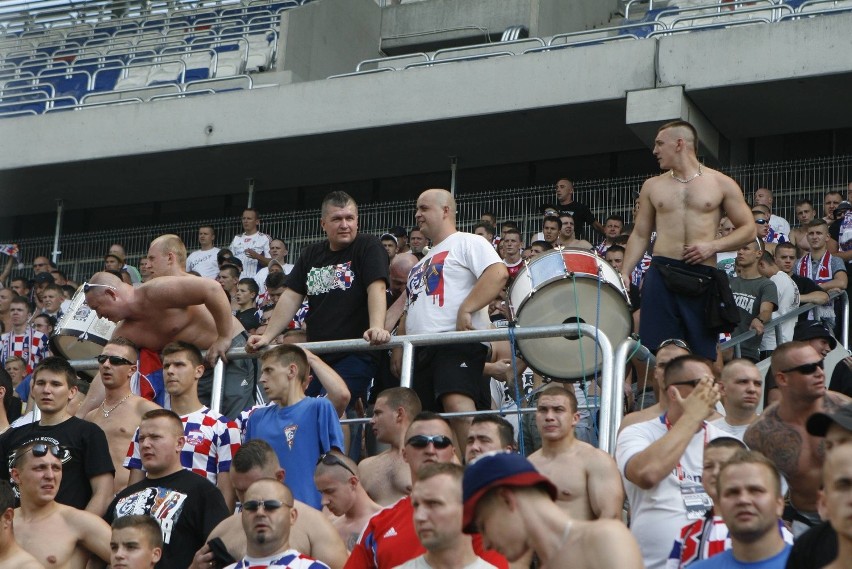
top-left (104, 253), bottom-right (124, 264)
top-left (380, 233), bottom-right (398, 245)
top-left (33, 272), bottom-right (55, 284)
top-left (389, 226), bottom-right (407, 239)
top-left (792, 320), bottom-right (837, 350)
top-left (806, 403), bottom-right (852, 437)
top-left (834, 201), bottom-right (852, 218)
top-left (462, 451), bottom-right (557, 533)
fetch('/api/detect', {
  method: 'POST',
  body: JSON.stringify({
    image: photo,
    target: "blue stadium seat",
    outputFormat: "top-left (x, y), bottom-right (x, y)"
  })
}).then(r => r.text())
top-left (38, 68), bottom-right (91, 100)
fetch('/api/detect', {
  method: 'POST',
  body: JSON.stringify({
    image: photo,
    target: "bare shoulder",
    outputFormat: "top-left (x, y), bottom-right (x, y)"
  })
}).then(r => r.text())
top-left (135, 396), bottom-right (161, 414)
top-left (825, 390), bottom-right (852, 411)
top-left (59, 502), bottom-right (109, 532)
top-left (294, 499), bottom-right (335, 530)
top-left (209, 512), bottom-right (241, 541)
top-left (6, 550), bottom-right (43, 569)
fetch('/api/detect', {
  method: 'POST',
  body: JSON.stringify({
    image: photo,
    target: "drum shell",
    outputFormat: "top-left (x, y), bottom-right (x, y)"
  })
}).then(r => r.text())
top-left (51, 286), bottom-right (116, 360)
top-left (508, 249), bottom-right (631, 380)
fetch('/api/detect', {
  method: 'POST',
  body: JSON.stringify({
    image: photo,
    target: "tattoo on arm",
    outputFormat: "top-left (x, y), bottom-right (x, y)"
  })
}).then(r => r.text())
top-left (744, 410), bottom-right (801, 479)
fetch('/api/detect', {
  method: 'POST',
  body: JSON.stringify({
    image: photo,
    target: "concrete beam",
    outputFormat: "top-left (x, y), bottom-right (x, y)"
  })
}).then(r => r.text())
top-left (625, 85), bottom-right (721, 162)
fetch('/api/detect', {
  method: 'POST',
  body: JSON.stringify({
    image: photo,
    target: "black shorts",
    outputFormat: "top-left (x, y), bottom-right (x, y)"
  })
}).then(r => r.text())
top-left (412, 342), bottom-right (490, 412)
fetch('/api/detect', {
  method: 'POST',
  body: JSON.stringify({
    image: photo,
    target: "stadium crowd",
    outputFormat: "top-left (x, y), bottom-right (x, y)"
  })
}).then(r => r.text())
top-left (1, 121), bottom-right (852, 569)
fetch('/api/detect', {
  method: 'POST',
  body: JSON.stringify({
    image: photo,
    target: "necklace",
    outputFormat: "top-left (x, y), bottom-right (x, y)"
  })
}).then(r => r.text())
top-left (670, 163), bottom-right (703, 184)
top-left (101, 393), bottom-right (132, 418)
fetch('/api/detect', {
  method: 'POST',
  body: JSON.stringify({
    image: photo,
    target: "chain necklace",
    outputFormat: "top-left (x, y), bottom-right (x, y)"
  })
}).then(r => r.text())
top-left (670, 163), bottom-right (703, 184)
top-left (101, 393), bottom-right (132, 418)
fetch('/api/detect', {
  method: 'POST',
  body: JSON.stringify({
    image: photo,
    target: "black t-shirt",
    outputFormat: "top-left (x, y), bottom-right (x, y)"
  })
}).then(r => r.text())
top-left (235, 307), bottom-right (261, 333)
top-left (785, 521), bottom-right (837, 569)
top-left (284, 233), bottom-right (389, 345)
top-left (557, 200), bottom-right (597, 238)
top-left (105, 469), bottom-right (229, 569)
top-left (0, 416), bottom-right (114, 509)
top-left (829, 359), bottom-right (852, 397)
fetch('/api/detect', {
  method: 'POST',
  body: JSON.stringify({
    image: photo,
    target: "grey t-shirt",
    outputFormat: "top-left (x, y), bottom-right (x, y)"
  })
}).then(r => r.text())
top-left (730, 275), bottom-right (778, 361)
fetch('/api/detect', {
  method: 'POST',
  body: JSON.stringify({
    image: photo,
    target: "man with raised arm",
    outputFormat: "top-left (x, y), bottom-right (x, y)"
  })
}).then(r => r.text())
top-left (528, 386), bottom-right (624, 520)
top-left (744, 340), bottom-right (851, 536)
top-left (622, 120), bottom-right (756, 361)
top-left (82, 269), bottom-right (257, 419)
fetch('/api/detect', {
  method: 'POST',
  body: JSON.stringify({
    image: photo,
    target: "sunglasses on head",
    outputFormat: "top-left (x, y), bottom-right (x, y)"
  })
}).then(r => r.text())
top-left (406, 434), bottom-right (453, 449)
top-left (11, 442), bottom-right (70, 467)
top-left (317, 452), bottom-right (356, 477)
top-left (242, 499), bottom-right (291, 512)
top-left (82, 282), bottom-right (117, 294)
top-left (781, 360), bottom-right (824, 375)
top-left (96, 354), bottom-right (135, 366)
top-left (658, 338), bottom-right (691, 352)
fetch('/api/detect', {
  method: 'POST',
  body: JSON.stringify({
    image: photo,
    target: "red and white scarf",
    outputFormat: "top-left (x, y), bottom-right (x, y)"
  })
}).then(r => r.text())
top-left (797, 251), bottom-right (833, 283)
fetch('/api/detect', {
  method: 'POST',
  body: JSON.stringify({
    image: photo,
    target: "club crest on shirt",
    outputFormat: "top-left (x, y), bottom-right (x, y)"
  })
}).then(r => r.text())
top-left (284, 425), bottom-right (298, 449)
top-left (306, 262), bottom-right (355, 295)
top-left (407, 251), bottom-right (449, 307)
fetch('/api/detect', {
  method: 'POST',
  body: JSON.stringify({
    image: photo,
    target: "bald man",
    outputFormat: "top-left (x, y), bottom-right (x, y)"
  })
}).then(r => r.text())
top-left (146, 234), bottom-right (188, 279)
top-left (622, 120), bottom-right (755, 362)
top-left (398, 189), bottom-right (508, 452)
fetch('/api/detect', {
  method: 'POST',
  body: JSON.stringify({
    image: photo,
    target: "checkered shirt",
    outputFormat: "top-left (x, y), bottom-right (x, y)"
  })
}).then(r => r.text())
top-left (0, 328), bottom-right (49, 373)
top-left (124, 407), bottom-right (241, 484)
top-left (228, 550), bottom-right (330, 569)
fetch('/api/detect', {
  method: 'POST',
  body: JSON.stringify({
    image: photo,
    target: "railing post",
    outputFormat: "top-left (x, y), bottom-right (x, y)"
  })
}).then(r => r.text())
top-left (211, 358), bottom-right (225, 415)
top-left (400, 341), bottom-right (414, 388)
top-left (843, 292), bottom-right (849, 350)
top-left (51, 199), bottom-right (63, 265)
top-left (610, 338), bottom-right (654, 453)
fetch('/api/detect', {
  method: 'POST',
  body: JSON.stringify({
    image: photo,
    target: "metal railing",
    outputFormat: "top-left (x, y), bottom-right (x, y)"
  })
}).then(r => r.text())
top-left (67, 322), bottom-right (636, 455)
top-left (719, 290), bottom-right (849, 356)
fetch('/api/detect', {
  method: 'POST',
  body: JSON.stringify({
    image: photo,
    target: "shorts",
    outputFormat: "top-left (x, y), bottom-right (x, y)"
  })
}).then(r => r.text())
top-left (198, 332), bottom-right (259, 421)
top-left (640, 257), bottom-right (718, 361)
top-left (413, 343), bottom-right (490, 412)
top-left (305, 353), bottom-right (376, 412)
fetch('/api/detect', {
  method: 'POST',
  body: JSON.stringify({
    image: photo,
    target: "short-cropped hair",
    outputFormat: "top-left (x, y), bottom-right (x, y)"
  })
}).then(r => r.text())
top-left (112, 514), bottom-right (164, 549)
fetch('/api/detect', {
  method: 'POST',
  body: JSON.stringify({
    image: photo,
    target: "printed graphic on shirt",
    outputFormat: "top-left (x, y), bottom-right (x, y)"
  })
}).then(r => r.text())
top-left (306, 262), bottom-right (355, 295)
top-left (284, 425), bottom-right (298, 450)
top-left (408, 251), bottom-right (449, 307)
top-left (114, 487), bottom-right (188, 544)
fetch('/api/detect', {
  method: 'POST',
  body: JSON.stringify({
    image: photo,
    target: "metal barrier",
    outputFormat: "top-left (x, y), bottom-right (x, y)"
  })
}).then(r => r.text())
top-left (67, 322), bottom-right (631, 454)
top-left (719, 290), bottom-right (849, 357)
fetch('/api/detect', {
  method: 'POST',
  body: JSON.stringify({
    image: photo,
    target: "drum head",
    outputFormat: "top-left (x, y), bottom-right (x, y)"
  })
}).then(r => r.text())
top-left (515, 271), bottom-right (631, 381)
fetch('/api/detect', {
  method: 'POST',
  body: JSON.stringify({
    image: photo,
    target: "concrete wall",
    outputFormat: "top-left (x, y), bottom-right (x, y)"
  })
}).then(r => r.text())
top-left (531, 0), bottom-right (619, 38)
top-left (278, 0), bottom-right (382, 82)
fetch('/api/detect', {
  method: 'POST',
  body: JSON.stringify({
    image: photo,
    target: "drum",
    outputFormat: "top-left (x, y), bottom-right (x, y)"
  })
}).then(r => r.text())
top-left (51, 286), bottom-right (116, 360)
top-left (508, 249), bottom-right (631, 380)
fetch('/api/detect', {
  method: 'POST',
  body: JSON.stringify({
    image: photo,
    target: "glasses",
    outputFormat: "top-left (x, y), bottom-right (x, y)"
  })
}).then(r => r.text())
top-left (96, 354), bottom-right (135, 366)
top-left (755, 219), bottom-right (769, 225)
top-left (82, 282), bottom-right (117, 294)
top-left (668, 379), bottom-right (702, 388)
top-left (406, 434), bottom-right (453, 449)
top-left (242, 499), bottom-right (292, 512)
top-left (658, 338), bottom-right (692, 352)
top-left (781, 360), bottom-right (824, 375)
top-left (10, 442), bottom-right (71, 466)
top-left (317, 452), bottom-right (356, 477)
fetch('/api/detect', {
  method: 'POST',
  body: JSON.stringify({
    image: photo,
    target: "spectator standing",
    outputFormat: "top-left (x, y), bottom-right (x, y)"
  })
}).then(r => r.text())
top-left (0, 296), bottom-right (48, 373)
top-left (230, 208), bottom-right (271, 279)
top-left (757, 251), bottom-right (799, 357)
top-left (729, 240), bottom-right (778, 362)
top-left (186, 225), bottom-right (221, 279)
top-left (753, 188), bottom-right (791, 236)
top-left (554, 178), bottom-right (604, 239)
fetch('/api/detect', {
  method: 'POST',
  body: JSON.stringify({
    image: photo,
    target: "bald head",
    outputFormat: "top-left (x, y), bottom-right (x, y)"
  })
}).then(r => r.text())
top-left (390, 252), bottom-right (418, 296)
top-left (416, 189), bottom-right (457, 242)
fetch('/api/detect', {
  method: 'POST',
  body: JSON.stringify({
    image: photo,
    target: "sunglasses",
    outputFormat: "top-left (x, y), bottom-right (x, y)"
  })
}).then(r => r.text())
top-left (781, 360), bottom-right (824, 375)
top-left (10, 442), bottom-right (71, 466)
top-left (317, 452), bottom-right (356, 476)
top-left (242, 499), bottom-right (292, 512)
top-left (82, 282), bottom-right (117, 294)
top-left (658, 338), bottom-right (692, 352)
top-left (754, 219), bottom-right (769, 225)
top-left (96, 354), bottom-right (135, 366)
top-left (406, 434), bottom-right (453, 449)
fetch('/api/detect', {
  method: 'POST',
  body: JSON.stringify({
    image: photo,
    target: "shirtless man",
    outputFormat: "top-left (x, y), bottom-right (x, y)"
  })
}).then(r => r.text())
top-left (790, 199), bottom-right (815, 255)
top-left (622, 120), bottom-right (756, 361)
top-left (745, 341), bottom-right (851, 536)
top-left (81, 270), bottom-right (256, 419)
top-left (146, 234), bottom-right (188, 279)
top-left (11, 439), bottom-right (112, 568)
top-left (0, 480), bottom-right (40, 569)
top-left (527, 386), bottom-right (623, 520)
top-left (463, 451), bottom-right (643, 569)
top-left (558, 214), bottom-right (592, 249)
top-left (359, 387), bottom-right (421, 505)
top-left (313, 451), bottom-right (381, 551)
top-left (190, 439), bottom-right (348, 569)
top-left (84, 337), bottom-right (160, 493)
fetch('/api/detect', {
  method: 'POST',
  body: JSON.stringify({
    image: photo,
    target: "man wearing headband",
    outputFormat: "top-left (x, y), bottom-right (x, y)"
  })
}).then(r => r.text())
top-left (745, 341), bottom-right (852, 537)
top-left (462, 451), bottom-right (641, 569)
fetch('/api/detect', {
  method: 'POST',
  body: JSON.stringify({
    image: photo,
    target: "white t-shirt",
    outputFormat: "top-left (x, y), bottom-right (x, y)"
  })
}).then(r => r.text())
top-left (760, 271), bottom-right (799, 352)
top-left (405, 232), bottom-right (503, 336)
top-left (229, 232), bottom-right (271, 278)
top-left (616, 417), bottom-right (725, 569)
top-left (254, 263), bottom-right (294, 294)
top-left (186, 247), bottom-right (221, 279)
top-left (394, 556), bottom-right (498, 569)
top-left (769, 214), bottom-right (791, 237)
top-left (709, 418), bottom-right (749, 440)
